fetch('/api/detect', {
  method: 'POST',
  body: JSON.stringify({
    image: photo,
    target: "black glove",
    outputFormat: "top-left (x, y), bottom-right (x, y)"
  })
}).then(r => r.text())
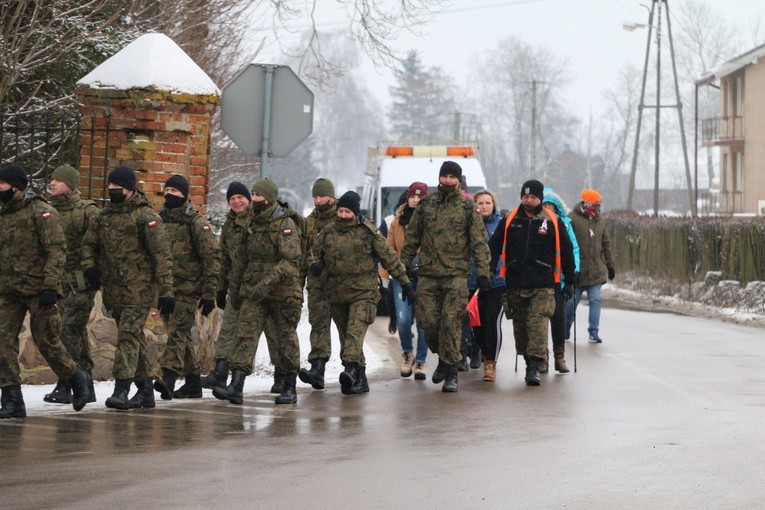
top-left (477, 275), bottom-right (491, 293)
top-left (249, 283), bottom-right (268, 303)
top-left (38, 288), bottom-right (57, 307)
top-left (157, 296), bottom-right (176, 315)
top-left (84, 267), bottom-right (101, 290)
top-left (215, 290), bottom-right (227, 310)
top-left (402, 283), bottom-right (416, 304)
top-left (378, 280), bottom-right (387, 298)
top-left (198, 298), bottom-right (215, 317)
top-left (562, 283), bottom-right (574, 301)
top-left (310, 262), bottom-right (324, 277)
top-left (607, 266), bottom-right (615, 281)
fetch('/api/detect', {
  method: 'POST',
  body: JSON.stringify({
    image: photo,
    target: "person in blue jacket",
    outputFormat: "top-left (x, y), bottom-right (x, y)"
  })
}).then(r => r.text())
top-left (541, 188), bottom-right (580, 373)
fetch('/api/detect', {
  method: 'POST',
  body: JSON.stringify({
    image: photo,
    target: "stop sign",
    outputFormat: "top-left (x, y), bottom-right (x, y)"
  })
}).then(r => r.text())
top-left (221, 64), bottom-right (314, 157)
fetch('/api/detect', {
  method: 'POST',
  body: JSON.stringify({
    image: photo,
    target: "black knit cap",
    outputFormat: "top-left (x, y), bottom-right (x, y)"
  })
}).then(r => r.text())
top-left (520, 179), bottom-right (544, 201)
top-left (108, 165), bottom-right (137, 191)
top-left (337, 190), bottom-right (361, 216)
top-left (226, 181), bottom-right (251, 202)
top-left (164, 174), bottom-right (189, 199)
top-left (0, 164), bottom-right (29, 190)
top-left (439, 160), bottom-right (463, 180)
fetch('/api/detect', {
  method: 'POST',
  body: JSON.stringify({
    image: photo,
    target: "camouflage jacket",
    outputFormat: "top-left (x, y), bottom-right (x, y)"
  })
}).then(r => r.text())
top-left (0, 190), bottom-right (66, 296)
top-left (304, 202), bottom-right (336, 289)
top-left (238, 202), bottom-right (302, 301)
top-left (48, 191), bottom-right (98, 292)
top-left (279, 200), bottom-right (308, 281)
top-left (217, 202), bottom-right (253, 296)
top-left (160, 200), bottom-right (220, 299)
top-left (312, 216), bottom-right (410, 301)
top-left (81, 191), bottom-right (174, 309)
top-left (401, 185), bottom-right (490, 279)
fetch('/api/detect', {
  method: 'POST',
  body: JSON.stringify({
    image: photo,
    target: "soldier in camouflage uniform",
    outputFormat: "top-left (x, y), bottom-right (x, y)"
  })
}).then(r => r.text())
top-left (311, 191), bottom-right (413, 395)
top-left (81, 166), bottom-right (175, 410)
top-left (488, 180), bottom-right (575, 386)
top-left (153, 175), bottom-right (220, 400)
top-left (212, 178), bottom-right (302, 405)
top-left (43, 164), bottom-right (99, 405)
top-left (0, 164), bottom-right (90, 418)
top-left (298, 178), bottom-right (337, 390)
top-left (400, 161), bottom-right (491, 393)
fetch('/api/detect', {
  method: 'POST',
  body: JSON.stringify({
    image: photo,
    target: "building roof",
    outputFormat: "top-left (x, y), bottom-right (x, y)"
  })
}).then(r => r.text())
top-left (697, 42), bottom-right (765, 85)
top-left (77, 33), bottom-right (220, 95)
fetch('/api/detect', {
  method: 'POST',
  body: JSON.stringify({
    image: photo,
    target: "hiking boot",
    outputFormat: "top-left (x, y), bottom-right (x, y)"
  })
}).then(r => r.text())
top-left (352, 366), bottom-right (370, 394)
top-left (275, 372), bottom-right (297, 404)
top-left (43, 379), bottom-right (72, 404)
top-left (173, 374), bottom-right (203, 399)
top-left (413, 361), bottom-right (426, 380)
top-left (105, 379), bottom-right (132, 410)
top-left (153, 368), bottom-right (177, 400)
top-left (525, 357), bottom-right (541, 386)
top-left (588, 332), bottom-right (603, 343)
top-left (539, 354), bottom-right (549, 374)
top-left (442, 364), bottom-right (458, 393)
top-left (212, 369), bottom-right (246, 405)
top-left (554, 346), bottom-right (570, 373)
top-left (339, 363), bottom-right (359, 395)
top-left (127, 379), bottom-right (156, 409)
top-left (298, 358), bottom-right (327, 390)
top-left (400, 351), bottom-right (414, 378)
top-left (0, 385), bottom-right (26, 419)
top-left (456, 356), bottom-right (469, 372)
top-left (86, 371), bottom-right (97, 403)
top-left (201, 358), bottom-right (229, 389)
top-left (69, 368), bottom-right (89, 412)
top-left (431, 359), bottom-right (447, 384)
top-left (270, 366), bottom-right (286, 394)
top-left (483, 359), bottom-right (496, 382)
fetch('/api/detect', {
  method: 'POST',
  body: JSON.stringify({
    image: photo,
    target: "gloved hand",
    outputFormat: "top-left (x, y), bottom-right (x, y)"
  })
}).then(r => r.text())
top-left (310, 262), bottom-right (324, 277)
top-left (249, 283), bottom-right (268, 303)
top-left (406, 266), bottom-right (418, 280)
top-left (607, 266), bottom-right (615, 281)
top-left (562, 283), bottom-right (574, 301)
top-left (198, 298), bottom-right (215, 317)
top-left (157, 296), bottom-right (176, 315)
top-left (215, 290), bottom-right (227, 310)
top-left (38, 288), bottom-right (57, 307)
top-left (84, 267), bottom-right (101, 290)
top-left (402, 283), bottom-right (416, 304)
top-left (477, 275), bottom-right (492, 293)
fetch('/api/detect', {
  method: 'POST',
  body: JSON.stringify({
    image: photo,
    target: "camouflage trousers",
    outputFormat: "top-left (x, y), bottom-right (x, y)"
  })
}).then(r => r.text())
top-left (415, 276), bottom-right (469, 365)
top-left (507, 288), bottom-right (556, 360)
top-left (0, 293), bottom-right (77, 387)
top-left (329, 298), bottom-right (374, 367)
top-left (230, 297), bottom-right (302, 374)
top-left (58, 288), bottom-right (95, 372)
top-left (112, 307), bottom-right (153, 380)
top-left (307, 284), bottom-right (332, 361)
top-left (215, 302), bottom-right (279, 374)
top-left (160, 293), bottom-right (200, 376)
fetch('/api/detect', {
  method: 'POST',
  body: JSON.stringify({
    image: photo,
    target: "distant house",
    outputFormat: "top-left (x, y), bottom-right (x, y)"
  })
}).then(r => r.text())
top-left (698, 43), bottom-right (765, 215)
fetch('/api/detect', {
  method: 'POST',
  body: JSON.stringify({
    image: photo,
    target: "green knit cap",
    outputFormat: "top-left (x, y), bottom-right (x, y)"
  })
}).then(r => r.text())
top-left (311, 177), bottom-right (335, 198)
top-left (51, 164), bottom-right (80, 191)
top-left (251, 177), bottom-right (279, 204)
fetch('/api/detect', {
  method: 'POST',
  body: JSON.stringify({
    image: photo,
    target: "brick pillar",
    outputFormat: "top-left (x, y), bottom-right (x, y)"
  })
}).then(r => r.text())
top-left (75, 88), bottom-right (220, 210)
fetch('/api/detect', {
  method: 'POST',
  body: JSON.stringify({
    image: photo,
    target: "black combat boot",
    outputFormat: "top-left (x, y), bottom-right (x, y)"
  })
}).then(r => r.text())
top-left (431, 359), bottom-right (447, 384)
top-left (270, 366), bottom-right (286, 394)
top-left (69, 368), bottom-right (89, 411)
top-left (127, 379), bottom-right (156, 409)
top-left (525, 357), bottom-right (541, 386)
top-left (153, 368), bottom-right (177, 400)
top-left (442, 364), bottom-right (459, 393)
top-left (0, 385), bottom-right (27, 419)
top-left (469, 344), bottom-right (482, 369)
top-left (352, 366), bottom-right (370, 394)
top-left (173, 374), bottom-right (202, 399)
top-left (43, 379), bottom-right (72, 404)
top-left (339, 363), bottom-right (359, 395)
top-left (212, 369), bottom-right (246, 405)
top-left (298, 358), bottom-right (326, 390)
top-left (105, 379), bottom-right (132, 410)
top-left (86, 371), bottom-right (97, 403)
top-left (201, 358), bottom-right (230, 389)
top-left (275, 372), bottom-right (297, 404)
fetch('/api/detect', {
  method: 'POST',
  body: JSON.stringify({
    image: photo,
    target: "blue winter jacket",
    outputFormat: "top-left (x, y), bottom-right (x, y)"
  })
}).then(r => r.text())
top-left (542, 187), bottom-right (580, 286)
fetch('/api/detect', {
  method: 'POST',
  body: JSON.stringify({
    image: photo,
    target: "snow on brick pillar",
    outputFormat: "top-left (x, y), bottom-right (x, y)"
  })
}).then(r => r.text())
top-left (74, 33), bottom-right (220, 210)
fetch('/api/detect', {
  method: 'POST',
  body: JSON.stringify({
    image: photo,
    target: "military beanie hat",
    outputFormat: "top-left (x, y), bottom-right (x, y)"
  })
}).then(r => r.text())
top-left (312, 177), bottom-right (335, 198)
top-left (226, 181), bottom-right (251, 202)
top-left (337, 190), bottom-right (361, 216)
top-left (520, 179), bottom-right (544, 201)
top-left (251, 177), bottom-right (279, 204)
top-left (51, 164), bottom-right (80, 191)
top-left (0, 164), bottom-right (28, 190)
top-left (439, 160), bottom-right (463, 180)
top-left (108, 165), bottom-right (137, 191)
top-left (165, 174), bottom-right (190, 199)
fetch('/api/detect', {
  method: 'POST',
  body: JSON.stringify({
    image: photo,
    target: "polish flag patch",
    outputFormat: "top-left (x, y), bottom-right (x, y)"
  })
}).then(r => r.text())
top-left (283, 229), bottom-right (292, 236)
top-left (203, 225), bottom-right (211, 232)
top-left (42, 212), bottom-right (52, 219)
top-left (148, 220), bottom-right (158, 228)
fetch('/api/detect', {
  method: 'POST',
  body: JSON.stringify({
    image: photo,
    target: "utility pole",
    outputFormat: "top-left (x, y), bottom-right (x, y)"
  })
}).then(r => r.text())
top-left (653, 0), bottom-right (661, 218)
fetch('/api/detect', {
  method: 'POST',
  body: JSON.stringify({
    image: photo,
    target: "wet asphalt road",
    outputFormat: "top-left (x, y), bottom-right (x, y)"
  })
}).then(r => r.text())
top-left (2, 305), bottom-right (765, 509)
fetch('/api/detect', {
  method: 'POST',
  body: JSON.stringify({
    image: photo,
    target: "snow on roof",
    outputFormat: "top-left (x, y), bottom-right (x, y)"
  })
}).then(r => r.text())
top-left (698, 42), bottom-right (765, 84)
top-left (77, 33), bottom-right (220, 96)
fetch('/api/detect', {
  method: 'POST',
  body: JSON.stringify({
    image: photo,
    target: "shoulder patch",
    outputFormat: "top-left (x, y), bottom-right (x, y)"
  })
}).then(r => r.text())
top-left (42, 212), bottom-right (52, 219)
top-left (283, 228), bottom-right (292, 236)
top-left (148, 220), bottom-right (158, 228)
top-left (203, 225), bottom-right (211, 232)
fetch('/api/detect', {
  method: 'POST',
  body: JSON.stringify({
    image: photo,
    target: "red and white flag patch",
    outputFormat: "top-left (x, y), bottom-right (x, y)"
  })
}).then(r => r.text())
top-left (283, 229), bottom-right (292, 236)
top-left (42, 212), bottom-right (52, 219)
top-left (203, 225), bottom-right (211, 232)
top-left (148, 220), bottom-right (158, 228)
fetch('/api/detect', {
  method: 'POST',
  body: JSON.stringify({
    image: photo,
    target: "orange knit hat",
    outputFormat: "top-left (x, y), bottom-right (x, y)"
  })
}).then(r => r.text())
top-left (581, 189), bottom-right (602, 203)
